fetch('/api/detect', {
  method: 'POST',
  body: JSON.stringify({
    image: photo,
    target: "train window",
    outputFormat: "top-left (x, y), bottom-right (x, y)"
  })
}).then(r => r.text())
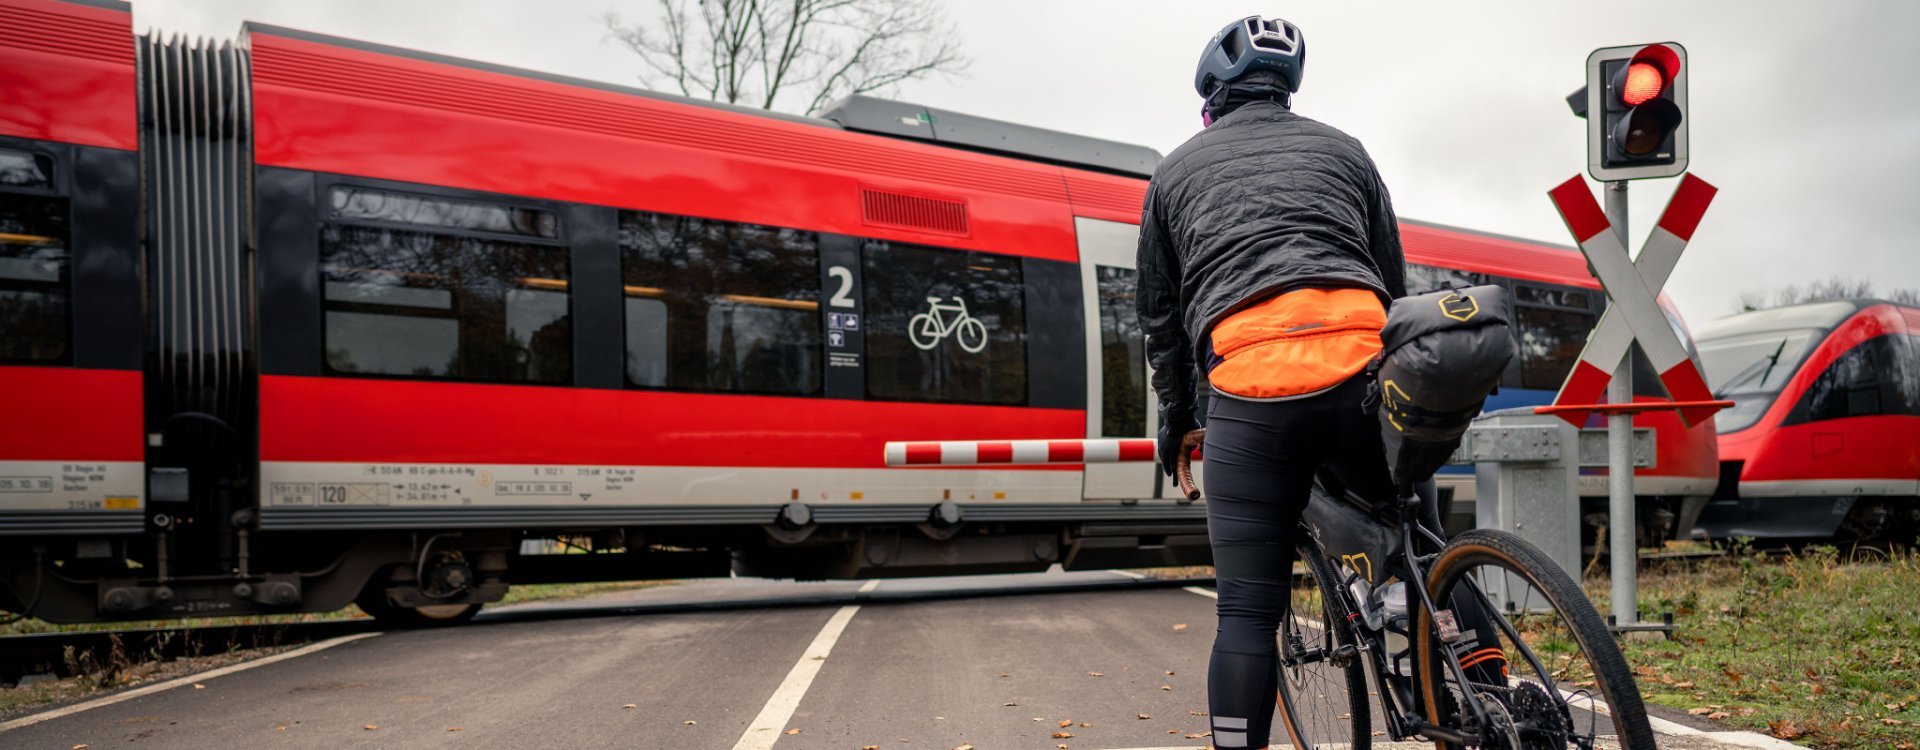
top-left (862, 241), bottom-right (1026, 405)
top-left (0, 181), bottom-right (70, 364)
top-left (319, 224), bottom-right (572, 383)
top-left (1513, 281), bottom-right (1597, 391)
top-left (1404, 264), bottom-right (1493, 295)
top-left (329, 186), bottom-right (559, 239)
top-left (1786, 335), bottom-right (1915, 424)
top-left (1097, 266), bottom-right (1146, 437)
top-left (0, 149), bottom-right (55, 190)
top-left (618, 211), bottom-right (822, 396)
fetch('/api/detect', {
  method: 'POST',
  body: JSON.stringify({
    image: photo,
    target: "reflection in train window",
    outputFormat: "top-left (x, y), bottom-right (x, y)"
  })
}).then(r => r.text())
top-left (329, 185), bottom-right (559, 239)
top-left (863, 241), bottom-right (1026, 405)
top-left (1404, 264), bottom-right (1493, 295)
top-left (1097, 266), bottom-right (1146, 436)
top-left (320, 224), bottom-right (572, 383)
top-left (618, 211), bottom-right (822, 396)
top-left (1787, 335), bottom-right (1918, 423)
top-left (1513, 281), bottom-right (1597, 391)
top-left (0, 182), bottom-right (71, 364)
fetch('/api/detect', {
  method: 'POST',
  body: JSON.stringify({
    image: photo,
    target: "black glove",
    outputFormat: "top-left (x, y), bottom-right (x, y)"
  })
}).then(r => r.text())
top-left (1157, 413), bottom-right (1199, 477)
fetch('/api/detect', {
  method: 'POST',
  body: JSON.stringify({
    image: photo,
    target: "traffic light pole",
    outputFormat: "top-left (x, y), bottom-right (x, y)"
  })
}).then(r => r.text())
top-left (1604, 180), bottom-right (1639, 628)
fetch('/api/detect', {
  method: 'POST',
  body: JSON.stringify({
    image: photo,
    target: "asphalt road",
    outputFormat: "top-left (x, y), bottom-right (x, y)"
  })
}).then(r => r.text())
top-left (1, 570), bottom-right (1790, 749)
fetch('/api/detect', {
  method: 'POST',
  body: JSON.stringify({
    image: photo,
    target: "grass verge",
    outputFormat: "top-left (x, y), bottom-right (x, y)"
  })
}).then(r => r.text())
top-left (1593, 545), bottom-right (1920, 750)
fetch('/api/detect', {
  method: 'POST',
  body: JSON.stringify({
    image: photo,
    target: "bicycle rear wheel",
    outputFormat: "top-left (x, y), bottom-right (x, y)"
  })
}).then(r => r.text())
top-left (1414, 529), bottom-right (1656, 750)
top-left (1274, 536), bottom-right (1370, 750)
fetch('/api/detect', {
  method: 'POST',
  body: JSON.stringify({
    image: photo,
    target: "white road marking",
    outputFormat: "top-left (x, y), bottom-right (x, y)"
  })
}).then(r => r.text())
top-left (730, 604), bottom-right (860, 750)
top-left (1525, 676), bottom-right (1806, 749)
top-left (0, 632), bottom-right (383, 734)
top-left (857, 579), bottom-right (881, 593)
top-left (1106, 569), bottom-right (1147, 580)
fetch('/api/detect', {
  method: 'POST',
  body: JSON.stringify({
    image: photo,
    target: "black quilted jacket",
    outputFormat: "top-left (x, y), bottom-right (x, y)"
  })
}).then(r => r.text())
top-left (1135, 101), bottom-right (1407, 430)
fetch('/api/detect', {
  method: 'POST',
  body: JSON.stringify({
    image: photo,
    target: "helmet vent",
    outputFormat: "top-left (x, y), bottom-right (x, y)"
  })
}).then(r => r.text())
top-left (860, 187), bottom-right (970, 237)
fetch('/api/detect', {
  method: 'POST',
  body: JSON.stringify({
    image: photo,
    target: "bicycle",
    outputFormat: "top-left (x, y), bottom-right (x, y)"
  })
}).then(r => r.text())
top-left (1175, 431), bottom-right (1656, 750)
top-left (908, 296), bottom-right (988, 353)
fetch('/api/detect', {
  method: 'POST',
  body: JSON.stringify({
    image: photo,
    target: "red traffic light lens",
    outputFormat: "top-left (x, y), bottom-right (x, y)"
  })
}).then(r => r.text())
top-left (1621, 62), bottom-right (1664, 106)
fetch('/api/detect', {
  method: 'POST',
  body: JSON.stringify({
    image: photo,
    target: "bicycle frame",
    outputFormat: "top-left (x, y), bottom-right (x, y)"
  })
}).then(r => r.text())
top-left (1317, 490), bottom-right (1587, 748)
top-left (920, 297), bottom-right (968, 335)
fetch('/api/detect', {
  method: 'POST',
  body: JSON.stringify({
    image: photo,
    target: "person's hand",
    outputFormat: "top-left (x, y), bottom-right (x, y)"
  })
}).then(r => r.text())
top-left (1156, 420), bottom-right (1197, 477)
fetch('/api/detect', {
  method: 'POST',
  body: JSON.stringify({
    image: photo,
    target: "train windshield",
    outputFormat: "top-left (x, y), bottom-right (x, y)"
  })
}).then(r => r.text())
top-left (1697, 329), bottom-right (1820, 433)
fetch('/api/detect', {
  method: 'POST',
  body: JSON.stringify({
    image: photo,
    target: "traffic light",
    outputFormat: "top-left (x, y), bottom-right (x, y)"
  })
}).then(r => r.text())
top-left (1583, 42), bottom-right (1688, 181)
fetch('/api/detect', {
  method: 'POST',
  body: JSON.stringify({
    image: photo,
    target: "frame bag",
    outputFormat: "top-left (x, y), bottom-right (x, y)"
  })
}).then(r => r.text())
top-left (1373, 286), bottom-right (1516, 485)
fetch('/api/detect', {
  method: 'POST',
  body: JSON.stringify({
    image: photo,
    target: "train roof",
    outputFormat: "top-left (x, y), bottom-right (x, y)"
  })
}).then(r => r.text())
top-left (820, 96), bottom-right (1160, 179)
top-left (239, 23), bottom-right (1160, 181)
top-left (1695, 299), bottom-right (1885, 340)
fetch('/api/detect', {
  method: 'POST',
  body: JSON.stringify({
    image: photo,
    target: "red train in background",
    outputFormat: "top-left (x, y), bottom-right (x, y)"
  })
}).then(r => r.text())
top-left (1, 0), bottom-right (1716, 625)
top-left (1694, 300), bottom-right (1920, 542)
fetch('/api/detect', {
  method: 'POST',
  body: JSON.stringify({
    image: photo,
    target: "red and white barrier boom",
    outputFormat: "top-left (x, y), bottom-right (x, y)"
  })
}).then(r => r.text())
top-left (1544, 173), bottom-right (1726, 427)
top-left (884, 439), bottom-right (1157, 466)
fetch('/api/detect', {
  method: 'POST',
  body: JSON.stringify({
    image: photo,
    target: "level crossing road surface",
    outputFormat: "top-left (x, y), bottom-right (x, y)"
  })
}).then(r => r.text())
top-left (2, 569), bottom-right (1782, 749)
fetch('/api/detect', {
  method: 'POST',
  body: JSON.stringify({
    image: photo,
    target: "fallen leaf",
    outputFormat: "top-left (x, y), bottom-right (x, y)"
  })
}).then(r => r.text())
top-left (447, 727), bottom-right (463, 732)
top-left (1058, 720), bottom-right (1073, 728)
top-left (1168, 729), bottom-right (1179, 734)
top-left (785, 728), bottom-right (801, 735)
top-left (1160, 684), bottom-right (1172, 691)
top-left (1189, 710), bottom-right (1208, 716)
top-left (997, 673), bottom-right (1010, 678)
top-left (622, 704), bottom-right (637, 709)
top-left (1767, 720), bottom-right (1805, 739)
top-left (71, 745), bottom-right (89, 750)
top-left (1003, 702), bottom-right (1017, 706)
top-left (953, 744), bottom-right (974, 750)
top-left (1056, 746), bottom-right (1067, 750)
top-left (1185, 731), bottom-right (1211, 739)
top-left (1086, 672), bottom-right (1104, 677)
top-left (864, 746), bottom-right (879, 750)
top-left (192, 684), bottom-right (205, 690)
top-left (1165, 670), bottom-right (1175, 676)
top-left (1172, 623), bottom-right (1189, 631)
top-left (1885, 718), bottom-right (1910, 726)
top-left (1031, 717), bottom-right (1045, 722)
top-left (684, 720), bottom-right (697, 726)
top-left (1811, 683), bottom-right (1827, 695)
top-left (1673, 681), bottom-right (1695, 689)
top-left (1722, 668), bottom-right (1744, 683)
top-left (1707, 711), bottom-right (1729, 720)
top-left (1688, 708), bottom-right (1713, 716)
top-left (1078, 722), bottom-right (1090, 728)
top-left (363, 725), bottom-right (379, 731)
top-left (1050, 731), bottom-right (1075, 739)
top-left (1137, 713), bottom-right (1151, 720)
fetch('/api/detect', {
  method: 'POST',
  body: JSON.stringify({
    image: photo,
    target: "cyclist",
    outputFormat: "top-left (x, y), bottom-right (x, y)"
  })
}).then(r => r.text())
top-left (1137, 16), bottom-right (1502, 748)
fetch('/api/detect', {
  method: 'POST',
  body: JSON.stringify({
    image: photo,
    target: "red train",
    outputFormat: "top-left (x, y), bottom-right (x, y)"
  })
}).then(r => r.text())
top-left (1694, 300), bottom-right (1920, 542)
top-left (0, 0), bottom-right (1715, 625)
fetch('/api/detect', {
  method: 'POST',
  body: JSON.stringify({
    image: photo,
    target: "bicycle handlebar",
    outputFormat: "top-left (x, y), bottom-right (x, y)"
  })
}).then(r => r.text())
top-left (1174, 428), bottom-right (1205, 502)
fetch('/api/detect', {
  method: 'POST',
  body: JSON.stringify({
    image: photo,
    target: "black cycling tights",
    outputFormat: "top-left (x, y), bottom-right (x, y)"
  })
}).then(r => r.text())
top-left (1201, 376), bottom-right (1502, 748)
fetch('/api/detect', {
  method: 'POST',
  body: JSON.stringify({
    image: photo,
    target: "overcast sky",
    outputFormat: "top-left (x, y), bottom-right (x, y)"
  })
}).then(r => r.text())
top-left (136, 0), bottom-right (1918, 326)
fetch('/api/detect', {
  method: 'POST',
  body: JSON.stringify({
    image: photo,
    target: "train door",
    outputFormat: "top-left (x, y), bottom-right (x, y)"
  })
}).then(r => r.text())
top-left (1075, 217), bottom-right (1158, 500)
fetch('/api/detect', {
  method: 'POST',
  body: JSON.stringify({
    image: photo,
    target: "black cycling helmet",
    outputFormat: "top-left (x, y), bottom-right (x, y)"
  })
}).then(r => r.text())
top-left (1193, 16), bottom-right (1305, 99)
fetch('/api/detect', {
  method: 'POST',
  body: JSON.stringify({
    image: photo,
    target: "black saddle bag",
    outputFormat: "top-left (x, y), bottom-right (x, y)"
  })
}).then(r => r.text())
top-left (1372, 285), bottom-right (1516, 485)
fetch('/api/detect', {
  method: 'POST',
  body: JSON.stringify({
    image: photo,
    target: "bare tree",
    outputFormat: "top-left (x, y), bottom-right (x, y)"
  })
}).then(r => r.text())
top-left (1734, 276), bottom-right (1917, 313)
top-left (601, 0), bottom-right (968, 115)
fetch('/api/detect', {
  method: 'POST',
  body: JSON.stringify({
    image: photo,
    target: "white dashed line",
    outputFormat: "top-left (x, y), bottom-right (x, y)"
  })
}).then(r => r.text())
top-left (1106, 569), bottom-right (1148, 579)
top-left (730, 605), bottom-right (860, 750)
top-left (0, 632), bottom-right (383, 734)
top-left (858, 579), bottom-right (881, 593)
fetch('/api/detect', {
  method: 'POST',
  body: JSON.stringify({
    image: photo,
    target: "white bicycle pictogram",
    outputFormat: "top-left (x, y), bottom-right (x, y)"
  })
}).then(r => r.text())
top-left (908, 296), bottom-right (988, 353)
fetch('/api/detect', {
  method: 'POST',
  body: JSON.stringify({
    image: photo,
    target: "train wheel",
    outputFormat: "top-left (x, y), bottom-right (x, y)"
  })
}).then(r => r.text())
top-left (355, 590), bottom-right (482, 628)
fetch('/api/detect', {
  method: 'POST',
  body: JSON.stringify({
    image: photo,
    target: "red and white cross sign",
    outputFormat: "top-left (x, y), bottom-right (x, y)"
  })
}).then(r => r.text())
top-left (1546, 173), bottom-right (1721, 427)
